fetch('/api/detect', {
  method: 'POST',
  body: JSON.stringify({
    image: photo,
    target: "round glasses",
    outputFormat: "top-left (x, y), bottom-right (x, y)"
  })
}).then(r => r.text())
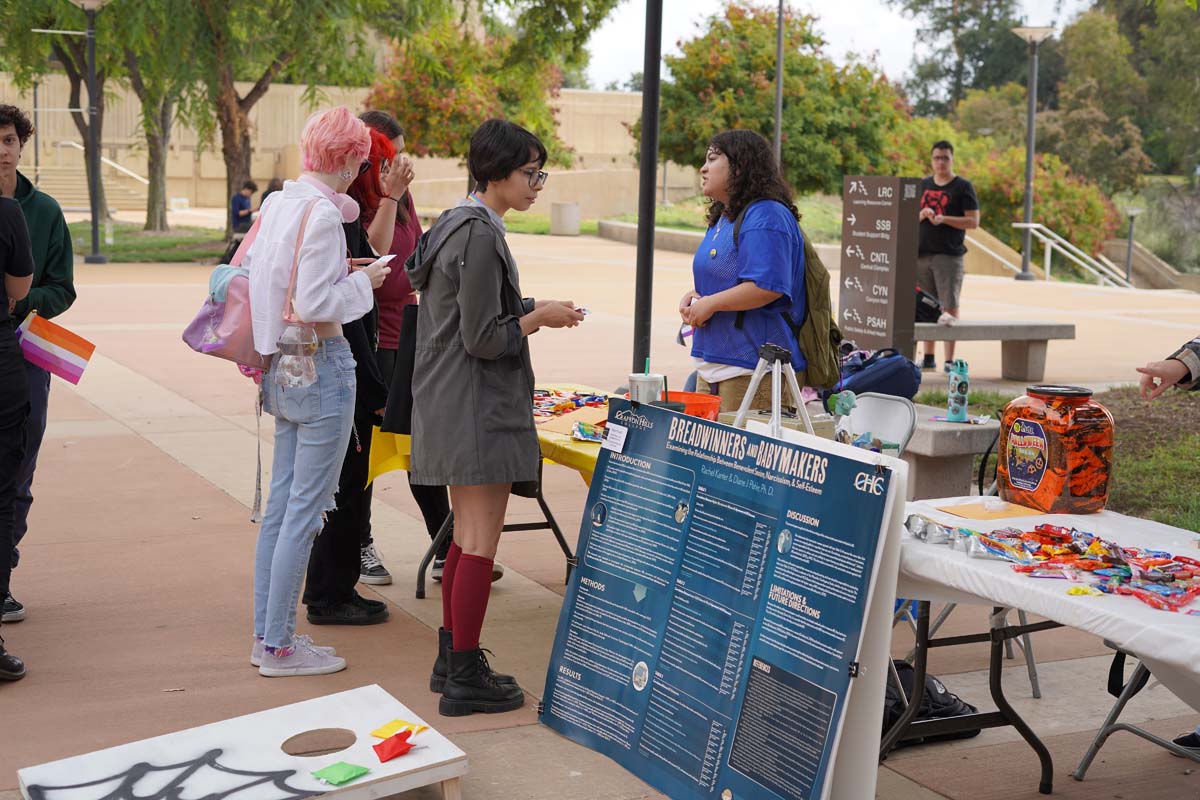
top-left (519, 167), bottom-right (549, 188)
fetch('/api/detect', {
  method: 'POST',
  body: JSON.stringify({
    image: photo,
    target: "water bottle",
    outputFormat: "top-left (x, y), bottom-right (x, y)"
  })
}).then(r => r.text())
top-left (947, 359), bottom-right (969, 423)
top-left (274, 324), bottom-right (319, 388)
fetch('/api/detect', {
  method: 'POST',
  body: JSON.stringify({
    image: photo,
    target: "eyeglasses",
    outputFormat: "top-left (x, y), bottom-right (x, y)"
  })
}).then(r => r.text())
top-left (519, 167), bottom-right (549, 188)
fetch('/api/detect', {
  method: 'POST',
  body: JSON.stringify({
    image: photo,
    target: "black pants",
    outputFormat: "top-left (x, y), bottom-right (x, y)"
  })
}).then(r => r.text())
top-left (376, 346), bottom-right (452, 559)
top-left (303, 407), bottom-right (374, 608)
top-left (0, 408), bottom-right (28, 603)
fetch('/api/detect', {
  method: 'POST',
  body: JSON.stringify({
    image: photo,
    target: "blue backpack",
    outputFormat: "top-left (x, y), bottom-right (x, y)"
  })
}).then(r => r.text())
top-left (821, 348), bottom-right (922, 409)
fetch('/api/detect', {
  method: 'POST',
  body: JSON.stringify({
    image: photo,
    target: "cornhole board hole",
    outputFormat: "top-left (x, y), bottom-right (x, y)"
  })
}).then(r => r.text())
top-left (18, 684), bottom-right (467, 800)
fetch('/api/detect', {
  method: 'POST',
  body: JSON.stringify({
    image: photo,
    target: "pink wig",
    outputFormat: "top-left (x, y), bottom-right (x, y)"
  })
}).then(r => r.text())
top-left (300, 107), bottom-right (371, 174)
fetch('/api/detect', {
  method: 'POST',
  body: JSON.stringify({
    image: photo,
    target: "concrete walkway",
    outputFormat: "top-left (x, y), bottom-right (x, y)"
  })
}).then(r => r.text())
top-left (2, 234), bottom-right (1197, 799)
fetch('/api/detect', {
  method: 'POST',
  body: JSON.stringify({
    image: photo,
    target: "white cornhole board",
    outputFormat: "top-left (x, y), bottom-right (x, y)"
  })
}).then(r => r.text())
top-left (18, 684), bottom-right (468, 800)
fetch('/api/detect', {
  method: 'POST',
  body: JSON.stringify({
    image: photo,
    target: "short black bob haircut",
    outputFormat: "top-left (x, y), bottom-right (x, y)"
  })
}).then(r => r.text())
top-left (0, 105), bottom-right (34, 146)
top-left (468, 119), bottom-right (547, 193)
top-left (931, 140), bottom-right (954, 154)
top-left (360, 109), bottom-right (404, 141)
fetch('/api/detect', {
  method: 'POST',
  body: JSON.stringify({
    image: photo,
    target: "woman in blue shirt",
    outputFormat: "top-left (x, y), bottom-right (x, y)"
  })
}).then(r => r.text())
top-left (680, 129), bottom-right (807, 412)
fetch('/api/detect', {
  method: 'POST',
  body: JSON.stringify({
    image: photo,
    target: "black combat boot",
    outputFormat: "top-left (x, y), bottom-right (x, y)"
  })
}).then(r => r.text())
top-left (438, 647), bottom-right (524, 716)
top-left (430, 628), bottom-right (516, 692)
top-left (0, 632), bottom-right (25, 681)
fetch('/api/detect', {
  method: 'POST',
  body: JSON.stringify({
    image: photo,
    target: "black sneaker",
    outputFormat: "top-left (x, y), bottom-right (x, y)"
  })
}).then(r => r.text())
top-left (351, 592), bottom-right (387, 613)
top-left (432, 557), bottom-right (445, 583)
top-left (307, 599), bottom-right (389, 626)
top-left (943, 360), bottom-right (953, 374)
top-left (359, 543), bottom-right (392, 585)
top-left (2, 593), bottom-right (25, 623)
top-left (0, 634), bottom-right (25, 681)
top-left (920, 354), bottom-right (937, 371)
top-left (1171, 731), bottom-right (1200, 757)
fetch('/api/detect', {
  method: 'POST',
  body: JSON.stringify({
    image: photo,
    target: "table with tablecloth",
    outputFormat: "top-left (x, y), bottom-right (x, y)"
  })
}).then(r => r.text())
top-left (886, 496), bottom-right (1200, 793)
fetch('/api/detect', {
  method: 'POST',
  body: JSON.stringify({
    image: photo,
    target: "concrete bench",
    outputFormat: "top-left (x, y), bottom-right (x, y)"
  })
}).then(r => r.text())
top-left (903, 403), bottom-right (1000, 500)
top-left (914, 320), bottom-right (1075, 382)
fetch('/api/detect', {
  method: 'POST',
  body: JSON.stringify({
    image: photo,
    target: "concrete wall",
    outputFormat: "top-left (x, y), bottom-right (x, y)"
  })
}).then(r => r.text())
top-left (0, 75), bottom-right (697, 217)
top-left (1100, 238), bottom-right (1195, 291)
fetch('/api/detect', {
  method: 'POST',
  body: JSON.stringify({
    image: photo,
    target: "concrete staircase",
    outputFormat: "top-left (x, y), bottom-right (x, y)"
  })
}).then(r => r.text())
top-left (1102, 238), bottom-right (1200, 293)
top-left (30, 165), bottom-right (148, 214)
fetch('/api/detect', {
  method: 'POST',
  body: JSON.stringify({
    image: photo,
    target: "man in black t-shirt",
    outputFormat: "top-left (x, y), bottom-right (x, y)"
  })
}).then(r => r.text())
top-left (0, 196), bottom-right (33, 680)
top-left (916, 140), bottom-right (980, 372)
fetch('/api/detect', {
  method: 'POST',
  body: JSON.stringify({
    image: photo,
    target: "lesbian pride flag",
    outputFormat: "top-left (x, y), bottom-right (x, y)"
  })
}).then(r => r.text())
top-left (15, 311), bottom-right (95, 385)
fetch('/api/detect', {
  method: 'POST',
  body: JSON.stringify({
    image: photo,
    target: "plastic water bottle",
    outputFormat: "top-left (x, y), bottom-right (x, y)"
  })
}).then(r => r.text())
top-left (947, 359), bottom-right (969, 423)
top-left (274, 325), bottom-right (319, 388)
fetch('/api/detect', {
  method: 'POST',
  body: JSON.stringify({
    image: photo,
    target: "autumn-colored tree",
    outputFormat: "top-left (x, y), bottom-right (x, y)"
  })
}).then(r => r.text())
top-left (952, 83), bottom-right (1026, 149)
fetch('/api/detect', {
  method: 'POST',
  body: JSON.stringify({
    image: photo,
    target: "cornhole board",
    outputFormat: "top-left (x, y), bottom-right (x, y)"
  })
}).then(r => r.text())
top-left (18, 684), bottom-right (467, 800)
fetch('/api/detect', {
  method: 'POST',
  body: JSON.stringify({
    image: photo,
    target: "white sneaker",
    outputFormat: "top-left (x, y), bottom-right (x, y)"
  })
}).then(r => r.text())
top-left (492, 562), bottom-right (505, 582)
top-left (251, 635), bottom-right (335, 667)
top-left (937, 311), bottom-right (958, 326)
top-left (258, 641), bottom-right (346, 677)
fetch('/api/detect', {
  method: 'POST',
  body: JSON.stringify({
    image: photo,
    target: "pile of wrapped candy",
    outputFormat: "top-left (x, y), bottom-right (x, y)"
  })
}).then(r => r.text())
top-left (906, 515), bottom-right (1200, 614)
top-left (532, 389), bottom-right (607, 419)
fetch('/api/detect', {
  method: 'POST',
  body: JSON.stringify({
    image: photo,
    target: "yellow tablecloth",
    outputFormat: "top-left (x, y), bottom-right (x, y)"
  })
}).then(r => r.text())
top-left (367, 383), bottom-right (605, 487)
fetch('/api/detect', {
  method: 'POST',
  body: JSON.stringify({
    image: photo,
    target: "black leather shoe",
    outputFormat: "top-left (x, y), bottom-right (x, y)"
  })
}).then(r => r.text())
top-left (306, 600), bottom-right (388, 626)
top-left (0, 635), bottom-right (25, 681)
top-left (351, 592), bottom-right (387, 613)
top-left (430, 628), bottom-right (516, 692)
top-left (438, 648), bottom-right (524, 716)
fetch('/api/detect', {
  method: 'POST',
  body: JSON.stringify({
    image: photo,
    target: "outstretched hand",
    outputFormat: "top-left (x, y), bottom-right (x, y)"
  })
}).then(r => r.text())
top-left (1136, 359), bottom-right (1189, 401)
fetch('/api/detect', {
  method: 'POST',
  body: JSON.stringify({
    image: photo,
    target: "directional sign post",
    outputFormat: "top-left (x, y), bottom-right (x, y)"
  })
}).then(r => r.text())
top-left (837, 176), bottom-right (920, 357)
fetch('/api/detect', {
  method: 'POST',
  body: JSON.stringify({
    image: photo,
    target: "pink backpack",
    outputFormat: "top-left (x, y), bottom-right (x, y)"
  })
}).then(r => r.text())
top-left (181, 198), bottom-right (319, 370)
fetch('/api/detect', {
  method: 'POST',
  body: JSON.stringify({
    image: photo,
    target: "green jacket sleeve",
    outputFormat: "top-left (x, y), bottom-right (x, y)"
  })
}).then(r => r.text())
top-left (15, 210), bottom-right (75, 320)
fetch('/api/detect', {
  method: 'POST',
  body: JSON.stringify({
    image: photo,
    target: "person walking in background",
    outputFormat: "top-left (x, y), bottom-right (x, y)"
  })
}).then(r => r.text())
top-left (300, 126), bottom-right (395, 627)
top-left (0, 196), bottom-right (33, 681)
top-left (245, 107), bottom-right (390, 677)
top-left (680, 129), bottom-right (809, 413)
top-left (260, 178), bottom-right (284, 205)
top-left (407, 119), bottom-right (583, 716)
top-left (231, 180), bottom-right (258, 234)
top-left (0, 105), bottom-right (75, 626)
top-left (916, 140), bottom-right (979, 373)
top-left (360, 110), bottom-right (505, 588)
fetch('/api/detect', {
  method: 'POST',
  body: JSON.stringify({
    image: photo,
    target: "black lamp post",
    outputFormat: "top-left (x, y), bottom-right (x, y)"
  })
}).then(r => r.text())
top-left (1011, 25), bottom-right (1054, 282)
top-left (773, 0), bottom-right (785, 166)
top-left (1124, 207), bottom-right (1143, 285)
top-left (632, 0), bottom-right (663, 373)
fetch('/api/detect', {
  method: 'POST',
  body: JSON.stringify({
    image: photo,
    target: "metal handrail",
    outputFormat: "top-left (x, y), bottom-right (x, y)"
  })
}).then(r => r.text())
top-left (964, 233), bottom-right (1021, 275)
top-left (55, 140), bottom-right (149, 186)
top-left (1012, 223), bottom-right (1132, 288)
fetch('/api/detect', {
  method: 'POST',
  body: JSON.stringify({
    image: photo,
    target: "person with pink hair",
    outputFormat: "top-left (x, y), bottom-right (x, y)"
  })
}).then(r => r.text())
top-left (245, 106), bottom-right (392, 677)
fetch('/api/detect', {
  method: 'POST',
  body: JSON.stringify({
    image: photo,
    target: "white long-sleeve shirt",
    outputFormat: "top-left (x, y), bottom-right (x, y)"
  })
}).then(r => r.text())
top-left (245, 179), bottom-right (375, 355)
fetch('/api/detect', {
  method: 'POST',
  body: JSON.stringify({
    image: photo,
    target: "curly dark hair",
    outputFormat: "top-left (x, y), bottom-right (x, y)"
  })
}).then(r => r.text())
top-left (704, 129), bottom-right (799, 228)
top-left (0, 105), bottom-right (34, 146)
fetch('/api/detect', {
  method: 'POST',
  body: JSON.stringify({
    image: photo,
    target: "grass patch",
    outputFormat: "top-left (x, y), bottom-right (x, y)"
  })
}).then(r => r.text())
top-left (610, 194), bottom-right (845, 244)
top-left (913, 388), bottom-right (1017, 419)
top-left (1096, 385), bottom-right (1200, 532)
top-left (68, 221), bottom-right (226, 263)
top-left (503, 212), bottom-right (598, 237)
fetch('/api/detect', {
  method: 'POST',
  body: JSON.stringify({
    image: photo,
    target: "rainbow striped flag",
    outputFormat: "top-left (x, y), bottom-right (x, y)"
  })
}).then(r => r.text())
top-left (15, 311), bottom-right (96, 385)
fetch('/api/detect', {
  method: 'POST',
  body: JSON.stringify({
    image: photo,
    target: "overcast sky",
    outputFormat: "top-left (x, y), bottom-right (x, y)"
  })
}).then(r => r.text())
top-left (586, 0), bottom-right (1091, 89)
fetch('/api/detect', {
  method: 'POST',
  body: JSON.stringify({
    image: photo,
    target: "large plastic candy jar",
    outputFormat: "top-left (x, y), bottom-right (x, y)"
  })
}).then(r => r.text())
top-left (998, 385), bottom-right (1114, 514)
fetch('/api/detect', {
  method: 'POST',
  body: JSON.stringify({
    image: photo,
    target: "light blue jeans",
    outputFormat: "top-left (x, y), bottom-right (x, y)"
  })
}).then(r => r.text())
top-left (254, 338), bottom-right (356, 648)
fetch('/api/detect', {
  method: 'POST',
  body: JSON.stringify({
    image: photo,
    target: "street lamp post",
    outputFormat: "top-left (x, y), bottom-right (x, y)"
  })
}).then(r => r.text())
top-left (1125, 207), bottom-right (1144, 285)
top-left (1011, 26), bottom-right (1054, 282)
top-left (773, 0), bottom-right (784, 166)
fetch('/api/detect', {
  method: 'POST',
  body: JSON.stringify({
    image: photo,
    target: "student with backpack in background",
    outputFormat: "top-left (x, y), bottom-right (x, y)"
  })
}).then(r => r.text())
top-left (680, 129), bottom-right (839, 411)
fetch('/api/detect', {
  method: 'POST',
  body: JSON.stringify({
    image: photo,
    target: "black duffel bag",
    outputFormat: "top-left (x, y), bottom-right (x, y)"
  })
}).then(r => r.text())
top-left (883, 660), bottom-right (981, 747)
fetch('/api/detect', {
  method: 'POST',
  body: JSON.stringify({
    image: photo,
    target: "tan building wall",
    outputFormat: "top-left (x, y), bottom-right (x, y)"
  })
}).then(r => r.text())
top-left (0, 75), bottom-right (697, 217)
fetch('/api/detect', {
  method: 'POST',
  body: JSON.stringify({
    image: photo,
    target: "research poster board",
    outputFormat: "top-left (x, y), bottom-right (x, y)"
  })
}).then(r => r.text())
top-left (540, 401), bottom-right (898, 800)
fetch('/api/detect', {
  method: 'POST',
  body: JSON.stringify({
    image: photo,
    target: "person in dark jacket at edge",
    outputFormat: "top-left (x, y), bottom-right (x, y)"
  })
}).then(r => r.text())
top-left (0, 105), bottom-right (75, 627)
top-left (300, 128), bottom-right (393, 626)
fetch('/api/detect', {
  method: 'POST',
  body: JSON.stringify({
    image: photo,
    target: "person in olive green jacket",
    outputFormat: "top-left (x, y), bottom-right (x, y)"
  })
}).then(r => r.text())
top-left (0, 105), bottom-right (75, 624)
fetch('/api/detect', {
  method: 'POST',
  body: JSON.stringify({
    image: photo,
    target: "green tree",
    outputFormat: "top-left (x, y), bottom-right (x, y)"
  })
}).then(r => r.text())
top-left (0, 0), bottom-right (123, 220)
top-left (952, 83), bottom-right (1026, 148)
top-left (1060, 10), bottom-right (1143, 122)
top-left (651, 1), bottom-right (906, 194)
top-left (1140, 3), bottom-right (1200, 177)
top-left (1037, 82), bottom-right (1151, 195)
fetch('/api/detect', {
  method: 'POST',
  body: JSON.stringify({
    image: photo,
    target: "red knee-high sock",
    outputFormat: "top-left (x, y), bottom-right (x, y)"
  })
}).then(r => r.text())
top-left (450, 553), bottom-right (494, 651)
top-left (441, 542), bottom-right (463, 631)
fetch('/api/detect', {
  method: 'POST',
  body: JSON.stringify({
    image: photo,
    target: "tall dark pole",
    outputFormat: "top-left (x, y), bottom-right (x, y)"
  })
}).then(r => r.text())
top-left (84, 7), bottom-right (106, 264)
top-left (773, 0), bottom-right (784, 165)
top-left (1016, 39), bottom-right (1039, 281)
top-left (632, 0), bottom-right (663, 373)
